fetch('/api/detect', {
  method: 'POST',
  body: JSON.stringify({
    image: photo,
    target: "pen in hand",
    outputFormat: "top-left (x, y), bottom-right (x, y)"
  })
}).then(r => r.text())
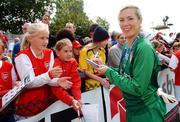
top-left (94, 52), bottom-right (99, 58)
top-left (77, 109), bottom-right (80, 119)
top-left (77, 108), bottom-right (83, 122)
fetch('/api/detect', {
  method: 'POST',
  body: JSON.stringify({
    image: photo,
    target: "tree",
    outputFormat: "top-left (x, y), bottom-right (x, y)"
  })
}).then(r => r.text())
top-left (50, 0), bottom-right (93, 37)
top-left (96, 17), bottom-right (110, 31)
top-left (0, 0), bottom-right (54, 34)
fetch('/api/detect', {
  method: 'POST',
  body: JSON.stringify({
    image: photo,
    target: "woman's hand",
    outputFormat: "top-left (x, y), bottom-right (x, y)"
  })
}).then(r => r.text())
top-left (49, 66), bottom-right (63, 78)
top-left (57, 77), bottom-right (73, 89)
top-left (91, 57), bottom-right (103, 65)
top-left (96, 65), bottom-right (108, 75)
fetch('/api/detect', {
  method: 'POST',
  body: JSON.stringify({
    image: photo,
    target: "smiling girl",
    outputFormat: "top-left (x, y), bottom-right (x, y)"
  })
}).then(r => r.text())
top-left (51, 38), bottom-right (82, 112)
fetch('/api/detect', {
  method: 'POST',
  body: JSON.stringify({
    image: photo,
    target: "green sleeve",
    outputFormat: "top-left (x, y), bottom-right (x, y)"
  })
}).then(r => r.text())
top-left (111, 67), bottom-right (119, 72)
top-left (105, 43), bottom-right (154, 96)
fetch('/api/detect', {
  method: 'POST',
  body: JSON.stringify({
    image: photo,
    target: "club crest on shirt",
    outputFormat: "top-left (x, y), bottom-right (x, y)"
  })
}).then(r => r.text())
top-left (44, 61), bottom-right (50, 69)
top-left (1, 72), bottom-right (9, 81)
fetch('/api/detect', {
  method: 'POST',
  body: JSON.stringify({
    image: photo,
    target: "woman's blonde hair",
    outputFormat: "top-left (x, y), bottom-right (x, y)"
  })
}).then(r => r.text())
top-left (55, 38), bottom-right (72, 51)
top-left (20, 22), bottom-right (49, 50)
top-left (119, 5), bottom-right (142, 21)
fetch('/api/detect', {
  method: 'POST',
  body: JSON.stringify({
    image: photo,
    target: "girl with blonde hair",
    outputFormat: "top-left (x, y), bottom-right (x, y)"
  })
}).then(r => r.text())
top-left (14, 23), bottom-right (72, 119)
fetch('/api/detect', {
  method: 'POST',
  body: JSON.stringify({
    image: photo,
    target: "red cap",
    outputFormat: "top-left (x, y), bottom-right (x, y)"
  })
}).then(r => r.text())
top-left (72, 41), bottom-right (82, 48)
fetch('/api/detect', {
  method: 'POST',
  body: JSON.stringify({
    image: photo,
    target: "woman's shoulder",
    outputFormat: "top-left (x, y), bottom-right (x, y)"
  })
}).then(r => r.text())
top-left (137, 36), bottom-right (153, 50)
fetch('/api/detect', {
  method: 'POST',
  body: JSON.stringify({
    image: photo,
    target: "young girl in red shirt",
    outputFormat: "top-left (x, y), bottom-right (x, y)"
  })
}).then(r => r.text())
top-left (0, 40), bottom-right (17, 121)
top-left (51, 38), bottom-right (82, 112)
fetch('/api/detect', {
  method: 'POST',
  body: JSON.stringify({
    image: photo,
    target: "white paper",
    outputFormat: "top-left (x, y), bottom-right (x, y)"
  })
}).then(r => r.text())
top-left (86, 59), bottom-right (100, 68)
top-left (0, 73), bottom-right (31, 111)
top-left (1, 82), bottom-right (24, 108)
top-left (81, 104), bottom-right (99, 122)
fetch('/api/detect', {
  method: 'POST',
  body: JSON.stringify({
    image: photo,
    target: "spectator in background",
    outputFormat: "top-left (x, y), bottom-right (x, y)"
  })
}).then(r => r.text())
top-left (51, 38), bottom-right (82, 112)
top-left (79, 26), bottom-right (109, 91)
top-left (89, 23), bottom-right (99, 39)
top-left (89, 24), bottom-right (109, 63)
top-left (56, 29), bottom-right (75, 43)
top-left (83, 37), bottom-right (91, 45)
top-left (72, 40), bottom-right (82, 63)
top-left (0, 39), bottom-right (11, 62)
top-left (42, 14), bottom-right (51, 25)
top-left (174, 32), bottom-right (180, 42)
top-left (65, 22), bottom-right (84, 46)
top-left (151, 40), bottom-right (170, 67)
top-left (169, 32), bottom-right (175, 40)
top-left (14, 37), bottom-right (20, 44)
top-left (172, 42), bottom-right (180, 53)
top-left (108, 33), bottom-right (126, 68)
top-left (22, 23), bottom-right (31, 34)
top-left (65, 22), bottom-right (76, 34)
top-left (12, 22), bottom-right (31, 65)
top-left (0, 31), bottom-right (8, 42)
top-left (72, 40), bottom-right (86, 92)
top-left (110, 31), bottom-right (119, 46)
top-left (0, 31), bottom-right (8, 50)
top-left (41, 13), bottom-right (56, 49)
top-left (169, 45), bottom-right (180, 114)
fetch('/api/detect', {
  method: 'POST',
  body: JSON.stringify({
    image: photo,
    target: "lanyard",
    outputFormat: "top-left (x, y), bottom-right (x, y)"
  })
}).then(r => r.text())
top-left (119, 33), bottom-right (142, 74)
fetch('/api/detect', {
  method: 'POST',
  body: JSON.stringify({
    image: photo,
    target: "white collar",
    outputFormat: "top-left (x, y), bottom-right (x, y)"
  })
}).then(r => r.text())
top-left (30, 47), bottom-right (44, 58)
top-left (0, 60), bottom-right (2, 68)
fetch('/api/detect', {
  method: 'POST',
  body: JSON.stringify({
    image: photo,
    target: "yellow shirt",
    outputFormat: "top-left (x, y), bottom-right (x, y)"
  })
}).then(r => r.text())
top-left (79, 43), bottom-right (106, 91)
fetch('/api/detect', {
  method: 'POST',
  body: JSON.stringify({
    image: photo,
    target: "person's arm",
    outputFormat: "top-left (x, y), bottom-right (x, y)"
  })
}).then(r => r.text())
top-left (11, 65), bottom-right (17, 86)
top-left (70, 60), bottom-right (81, 100)
top-left (51, 86), bottom-right (74, 105)
top-left (15, 54), bottom-right (52, 88)
top-left (84, 70), bottom-right (109, 89)
top-left (105, 44), bottom-right (155, 96)
top-left (169, 54), bottom-right (178, 71)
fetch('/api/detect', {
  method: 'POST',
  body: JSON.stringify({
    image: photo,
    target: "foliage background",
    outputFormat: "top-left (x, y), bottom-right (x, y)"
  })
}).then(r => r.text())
top-left (0, 0), bottom-right (109, 36)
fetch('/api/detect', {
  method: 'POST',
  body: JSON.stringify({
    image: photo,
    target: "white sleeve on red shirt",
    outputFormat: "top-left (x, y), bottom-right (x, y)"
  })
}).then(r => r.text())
top-left (11, 66), bottom-right (17, 86)
top-left (169, 54), bottom-right (179, 70)
top-left (15, 53), bottom-right (52, 88)
top-left (49, 78), bottom-right (59, 86)
top-left (48, 51), bottom-right (54, 69)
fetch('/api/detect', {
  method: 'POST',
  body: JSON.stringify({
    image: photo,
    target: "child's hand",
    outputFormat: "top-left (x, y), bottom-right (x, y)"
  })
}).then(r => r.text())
top-left (57, 77), bottom-right (72, 89)
top-left (78, 100), bottom-right (83, 107)
top-left (49, 66), bottom-right (63, 78)
top-left (72, 99), bottom-right (82, 111)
